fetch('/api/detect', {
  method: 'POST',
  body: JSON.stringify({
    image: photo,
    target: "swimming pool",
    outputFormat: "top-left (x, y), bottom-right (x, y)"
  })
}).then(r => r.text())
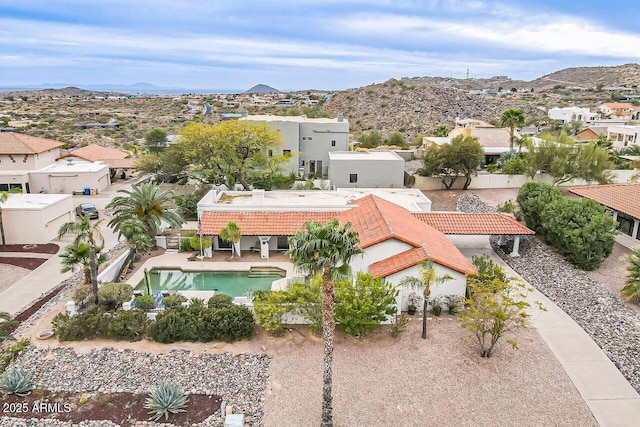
top-left (136, 268), bottom-right (286, 298)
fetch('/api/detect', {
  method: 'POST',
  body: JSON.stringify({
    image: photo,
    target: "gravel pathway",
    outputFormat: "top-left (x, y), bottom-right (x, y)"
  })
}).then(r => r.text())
top-left (457, 192), bottom-right (640, 394)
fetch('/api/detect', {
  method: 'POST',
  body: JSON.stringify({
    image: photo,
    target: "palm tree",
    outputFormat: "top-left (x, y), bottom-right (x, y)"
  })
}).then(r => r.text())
top-left (113, 217), bottom-right (153, 268)
top-left (0, 311), bottom-right (17, 341)
top-left (288, 219), bottom-right (362, 427)
top-left (622, 248), bottom-right (640, 302)
top-left (399, 261), bottom-right (452, 339)
top-left (219, 222), bottom-right (242, 259)
top-left (59, 241), bottom-right (107, 284)
top-left (500, 108), bottom-right (526, 151)
top-left (106, 183), bottom-right (185, 242)
top-left (58, 216), bottom-right (105, 304)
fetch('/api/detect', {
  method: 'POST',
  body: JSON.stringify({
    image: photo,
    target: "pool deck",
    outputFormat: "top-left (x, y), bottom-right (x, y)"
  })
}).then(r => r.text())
top-left (127, 252), bottom-right (298, 293)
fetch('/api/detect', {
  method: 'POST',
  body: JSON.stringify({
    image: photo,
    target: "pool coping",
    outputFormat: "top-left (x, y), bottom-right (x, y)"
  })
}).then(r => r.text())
top-left (125, 252), bottom-right (297, 294)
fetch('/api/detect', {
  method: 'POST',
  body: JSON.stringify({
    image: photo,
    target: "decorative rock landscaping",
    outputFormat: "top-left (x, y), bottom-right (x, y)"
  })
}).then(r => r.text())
top-left (457, 192), bottom-right (640, 394)
top-left (2, 347), bottom-right (271, 426)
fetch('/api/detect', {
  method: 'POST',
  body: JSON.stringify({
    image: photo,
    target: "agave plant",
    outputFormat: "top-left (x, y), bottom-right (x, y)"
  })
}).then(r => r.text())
top-left (145, 382), bottom-right (189, 421)
top-left (0, 369), bottom-right (32, 396)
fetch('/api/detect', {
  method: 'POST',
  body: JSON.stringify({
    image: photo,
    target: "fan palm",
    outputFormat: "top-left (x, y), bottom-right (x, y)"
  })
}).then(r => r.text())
top-left (58, 215), bottom-right (105, 303)
top-left (114, 217), bottom-right (154, 268)
top-left (219, 222), bottom-right (242, 258)
top-left (288, 219), bottom-right (362, 427)
top-left (59, 241), bottom-right (107, 284)
top-left (399, 261), bottom-right (452, 339)
top-left (0, 311), bottom-right (17, 341)
top-left (500, 108), bottom-right (526, 151)
top-left (106, 183), bottom-right (185, 242)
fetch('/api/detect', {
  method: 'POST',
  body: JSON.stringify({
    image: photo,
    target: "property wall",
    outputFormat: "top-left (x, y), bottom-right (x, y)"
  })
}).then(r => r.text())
top-left (2, 195), bottom-right (73, 244)
top-left (97, 249), bottom-right (131, 284)
top-left (328, 157), bottom-right (404, 188)
top-left (413, 170), bottom-right (638, 190)
top-left (29, 164), bottom-right (110, 194)
top-left (300, 122), bottom-right (349, 176)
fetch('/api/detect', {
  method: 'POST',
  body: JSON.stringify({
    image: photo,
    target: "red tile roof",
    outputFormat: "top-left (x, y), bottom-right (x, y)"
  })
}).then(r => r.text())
top-left (0, 132), bottom-right (63, 154)
top-left (200, 211), bottom-right (340, 236)
top-left (569, 184), bottom-right (640, 219)
top-left (413, 212), bottom-right (534, 235)
top-left (64, 144), bottom-right (128, 162)
top-left (201, 194), bottom-right (479, 277)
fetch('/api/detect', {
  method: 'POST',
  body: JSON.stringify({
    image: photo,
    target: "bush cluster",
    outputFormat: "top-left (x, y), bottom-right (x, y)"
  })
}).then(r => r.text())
top-left (516, 182), bottom-right (617, 270)
top-left (52, 306), bottom-right (149, 341)
top-left (97, 283), bottom-right (134, 310)
top-left (148, 304), bottom-right (254, 343)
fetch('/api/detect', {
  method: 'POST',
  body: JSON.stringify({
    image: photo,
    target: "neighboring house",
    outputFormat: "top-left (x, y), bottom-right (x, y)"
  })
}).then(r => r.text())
top-left (570, 183), bottom-right (640, 242)
top-left (576, 127), bottom-right (608, 141)
top-left (548, 106), bottom-right (600, 123)
top-left (240, 113), bottom-right (349, 177)
top-left (328, 151), bottom-right (404, 188)
top-left (29, 159), bottom-right (110, 194)
top-left (605, 126), bottom-right (640, 148)
top-left (598, 103), bottom-right (640, 120)
top-left (0, 132), bottom-right (63, 193)
top-left (1, 193), bottom-right (74, 244)
top-left (448, 125), bottom-right (516, 163)
top-left (197, 189), bottom-right (533, 310)
top-left (61, 143), bottom-right (135, 178)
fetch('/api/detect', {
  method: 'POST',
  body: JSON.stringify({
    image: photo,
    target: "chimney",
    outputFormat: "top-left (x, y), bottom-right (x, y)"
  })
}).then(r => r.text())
top-left (337, 112), bottom-right (344, 122)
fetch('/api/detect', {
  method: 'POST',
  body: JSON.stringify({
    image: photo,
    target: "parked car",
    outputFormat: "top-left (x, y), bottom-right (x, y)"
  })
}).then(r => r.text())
top-left (76, 203), bottom-right (99, 219)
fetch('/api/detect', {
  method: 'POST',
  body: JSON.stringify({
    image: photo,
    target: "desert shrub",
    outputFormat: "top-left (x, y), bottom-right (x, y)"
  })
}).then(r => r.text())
top-left (207, 294), bottom-right (233, 309)
top-left (52, 306), bottom-right (106, 341)
top-left (541, 197), bottom-right (616, 270)
top-left (516, 182), bottom-right (561, 233)
top-left (253, 290), bottom-right (289, 335)
top-left (162, 295), bottom-right (187, 309)
top-left (135, 295), bottom-right (156, 311)
top-left (334, 273), bottom-right (398, 336)
top-left (501, 157), bottom-right (527, 175)
top-left (174, 193), bottom-right (202, 220)
top-left (73, 284), bottom-right (93, 308)
top-left (97, 283), bottom-right (134, 310)
top-left (105, 309), bottom-right (149, 341)
top-left (486, 163), bottom-right (499, 173)
top-left (208, 305), bottom-right (254, 342)
top-left (179, 236), bottom-right (193, 252)
top-left (189, 235), bottom-right (212, 252)
top-left (0, 339), bottom-right (30, 374)
top-left (391, 314), bottom-right (409, 337)
top-left (148, 307), bottom-right (196, 343)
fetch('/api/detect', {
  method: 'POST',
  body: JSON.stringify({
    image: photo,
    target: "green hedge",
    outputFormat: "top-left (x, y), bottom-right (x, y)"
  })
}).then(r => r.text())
top-left (52, 307), bottom-right (149, 341)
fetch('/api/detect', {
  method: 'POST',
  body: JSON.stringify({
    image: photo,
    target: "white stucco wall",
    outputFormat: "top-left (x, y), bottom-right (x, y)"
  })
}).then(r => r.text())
top-left (2, 194), bottom-right (74, 244)
top-left (0, 148), bottom-right (59, 171)
top-left (29, 161), bottom-right (110, 194)
top-left (350, 239), bottom-right (413, 273)
top-left (300, 121), bottom-right (349, 176)
top-left (328, 153), bottom-right (405, 188)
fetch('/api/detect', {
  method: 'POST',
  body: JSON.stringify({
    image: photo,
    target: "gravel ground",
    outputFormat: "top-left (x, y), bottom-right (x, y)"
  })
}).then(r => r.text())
top-left (458, 192), bottom-right (640, 394)
top-left (261, 319), bottom-right (596, 427)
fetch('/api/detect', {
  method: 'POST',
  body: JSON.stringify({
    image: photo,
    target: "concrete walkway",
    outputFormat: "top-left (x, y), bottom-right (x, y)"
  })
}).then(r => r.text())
top-left (492, 252), bottom-right (640, 427)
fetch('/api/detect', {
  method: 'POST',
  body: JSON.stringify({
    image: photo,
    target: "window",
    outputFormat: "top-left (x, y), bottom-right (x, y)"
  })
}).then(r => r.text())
top-left (618, 212), bottom-right (635, 237)
top-left (331, 140), bottom-right (336, 147)
top-left (349, 174), bottom-right (358, 183)
top-left (302, 137), bottom-right (312, 141)
top-left (301, 160), bottom-right (305, 166)
top-left (283, 150), bottom-right (291, 157)
top-left (268, 149), bottom-right (273, 157)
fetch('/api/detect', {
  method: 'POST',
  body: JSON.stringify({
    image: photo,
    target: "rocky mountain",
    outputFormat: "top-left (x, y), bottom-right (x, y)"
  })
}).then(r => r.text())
top-left (245, 84), bottom-right (280, 94)
top-left (530, 63), bottom-right (640, 89)
top-left (324, 78), bottom-right (543, 137)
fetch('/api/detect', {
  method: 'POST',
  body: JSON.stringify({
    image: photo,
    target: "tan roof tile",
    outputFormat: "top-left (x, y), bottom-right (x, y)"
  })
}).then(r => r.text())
top-left (0, 132), bottom-right (63, 154)
top-left (64, 144), bottom-right (128, 162)
top-left (569, 183), bottom-right (640, 219)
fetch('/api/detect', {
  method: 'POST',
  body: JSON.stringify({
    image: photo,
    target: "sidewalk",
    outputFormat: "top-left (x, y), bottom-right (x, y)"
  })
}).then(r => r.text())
top-left (492, 251), bottom-right (640, 427)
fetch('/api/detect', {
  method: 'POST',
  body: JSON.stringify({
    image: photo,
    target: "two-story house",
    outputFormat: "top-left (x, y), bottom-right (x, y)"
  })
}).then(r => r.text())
top-left (240, 113), bottom-right (349, 177)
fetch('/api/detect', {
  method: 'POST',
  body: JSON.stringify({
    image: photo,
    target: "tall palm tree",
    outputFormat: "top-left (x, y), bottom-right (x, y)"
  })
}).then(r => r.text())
top-left (114, 217), bottom-right (153, 268)
top-left (500, 108), bottom-right (526, 151)
top-left (399, 261), bottom-right (452, 339)
top-left (219, 222), bottom-right (242, 258)
top-left (58, 216), bottom-right (105, 303)
top-left (106, 183), bottom-right (185, 242)
top-left (622, 248), bottom-right (640, 302)
top-left (288, 219), bottom-right (362, 427)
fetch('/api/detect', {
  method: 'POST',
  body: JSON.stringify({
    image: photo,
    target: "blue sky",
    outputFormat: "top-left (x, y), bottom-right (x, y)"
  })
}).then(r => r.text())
top-left (2, 0), bottom-right (640, 91)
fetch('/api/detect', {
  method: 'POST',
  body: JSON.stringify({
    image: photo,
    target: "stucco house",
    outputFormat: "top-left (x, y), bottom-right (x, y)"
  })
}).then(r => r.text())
top-left (328, 151), bottom-right (404, 188)
top-left (197, 189), bottom-right (533, 309)
top-left (548, 107), bottom-right (600, 124)
top-left (0, 132), bottom-right (63, 193)
top-left (239, 113), bottom-right (349, 177)
top-left (598, 103), bottom-right (640, 120)
top-left (61, 143), bottom-right (136, 178)
top-left (1, 193), bottom-right (74, 244)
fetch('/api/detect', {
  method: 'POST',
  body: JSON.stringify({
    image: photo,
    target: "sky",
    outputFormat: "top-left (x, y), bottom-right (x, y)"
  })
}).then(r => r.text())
top-left (2, 0), bottom-right (640, 92)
